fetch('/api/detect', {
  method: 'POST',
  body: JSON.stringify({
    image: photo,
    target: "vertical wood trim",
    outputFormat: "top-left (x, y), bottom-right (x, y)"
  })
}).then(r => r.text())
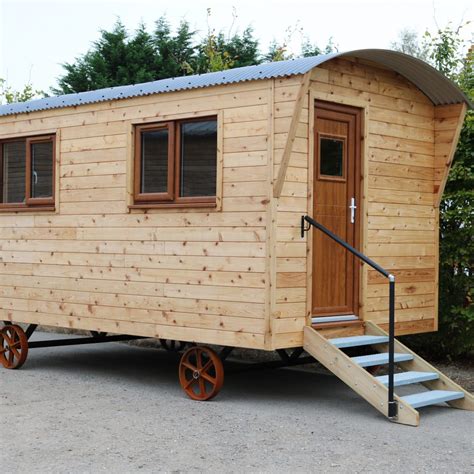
top-left (126, 123), bottom-right (134, 209)
top-left (306, 89), bottom-right (315, 326)
top-left (54, 128), bottom-right (61, 214)
top-left (433, 210), bottom-right (440, 331)
top-left (359, 105), bottom-right (370, 320)
top-left (215, 110), bottom-right (224, 212)
top-left (273, 71), bottom-right (311, 198)
top-left (434, 103), bottom-right (467, 206)
top-left (266, 80), bottom-right (276, 349)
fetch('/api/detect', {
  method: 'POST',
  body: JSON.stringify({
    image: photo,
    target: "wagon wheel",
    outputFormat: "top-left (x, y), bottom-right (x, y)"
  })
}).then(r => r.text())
top-left (0, 325), bottom-right (29, 369)
top-left (160, 339), bottom-right (187, 352)
top-left (179, 346), bottom-right (224, 401)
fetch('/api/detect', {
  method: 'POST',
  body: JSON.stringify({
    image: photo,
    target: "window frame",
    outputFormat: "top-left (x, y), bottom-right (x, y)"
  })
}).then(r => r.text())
top-left (317, 132), bottom-right (347, 183)
top-left (0, 134), bottom-right (56, 211)
top-left (133, 122), bottom-right (175, 203)
top-left (25, 135), bottom-right (56, 207)
top-left (133, 116), bottom-right (218, 208)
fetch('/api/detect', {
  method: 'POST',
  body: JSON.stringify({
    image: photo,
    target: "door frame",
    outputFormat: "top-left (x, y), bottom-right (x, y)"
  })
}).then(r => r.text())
top-left (306, 93), bottom-right (366, 324)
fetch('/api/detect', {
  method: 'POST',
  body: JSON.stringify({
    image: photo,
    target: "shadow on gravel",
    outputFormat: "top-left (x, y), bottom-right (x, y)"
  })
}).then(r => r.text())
top-left (16, 333), bottom-right (459, 423)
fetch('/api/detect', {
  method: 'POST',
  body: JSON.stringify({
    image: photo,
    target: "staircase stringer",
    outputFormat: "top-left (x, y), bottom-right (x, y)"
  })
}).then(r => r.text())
top-left (365, 321), bottom-right (474, 410)
top-left (303, 326), bottom-right (419, 426)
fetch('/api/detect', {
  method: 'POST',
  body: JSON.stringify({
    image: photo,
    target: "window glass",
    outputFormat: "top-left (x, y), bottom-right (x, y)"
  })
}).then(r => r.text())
top-left (141, 128), bottom-right (169, 194)
top-left (2, 141), bottom-right (26, 203)
top-left (179, 120), bottom-right (217, 197)
top-left (320, 137), bottom-right (344, 177)
top-left (31, 141), bottom-right (53, 198)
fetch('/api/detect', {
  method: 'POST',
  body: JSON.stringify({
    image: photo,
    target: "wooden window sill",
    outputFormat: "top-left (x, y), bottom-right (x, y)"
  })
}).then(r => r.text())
top-left (0, 206), bottom-right (56, 213)
top-left (129, 202), bottom-right (217, 210)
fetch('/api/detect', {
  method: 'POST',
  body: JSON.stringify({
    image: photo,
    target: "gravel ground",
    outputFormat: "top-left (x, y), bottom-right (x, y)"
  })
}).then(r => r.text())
top-left (1, 332), bottom-right (473, 473)
top-left (432, 361), bottom-right (474, 393)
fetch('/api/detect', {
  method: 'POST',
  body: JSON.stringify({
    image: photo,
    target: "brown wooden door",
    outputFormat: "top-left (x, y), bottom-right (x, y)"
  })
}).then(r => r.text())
top-left (312, 101), bottom-right (361, 317)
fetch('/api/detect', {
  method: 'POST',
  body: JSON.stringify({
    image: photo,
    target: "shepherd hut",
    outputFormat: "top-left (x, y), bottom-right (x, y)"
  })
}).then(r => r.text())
top-left (0, 50), bottom-right (472, 425)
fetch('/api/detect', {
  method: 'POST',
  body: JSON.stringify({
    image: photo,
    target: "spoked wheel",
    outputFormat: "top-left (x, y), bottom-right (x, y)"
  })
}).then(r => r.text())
top-left (160, 339), bottom-right (187, 352)
top-left (0, 325), bottom-right (29, 369)
top-left (179, 346), bottom-right (224, 401)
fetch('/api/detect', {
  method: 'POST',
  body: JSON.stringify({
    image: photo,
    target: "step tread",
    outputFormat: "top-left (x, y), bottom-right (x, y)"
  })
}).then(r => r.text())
top-left (402, 390), bottom-right (464, 409)
top-left (376, 371), bottom-right (439, 387)
top-left (312, 315), bottom-right (358, 324)
top-left (352, 352), bottom-right (414, 367)
top-left (329, 335), bottom-right (389, 348)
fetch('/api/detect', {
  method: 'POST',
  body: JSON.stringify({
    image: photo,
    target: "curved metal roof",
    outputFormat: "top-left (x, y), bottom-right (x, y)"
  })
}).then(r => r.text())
top-left (0, 49), bottom-right (471, 117)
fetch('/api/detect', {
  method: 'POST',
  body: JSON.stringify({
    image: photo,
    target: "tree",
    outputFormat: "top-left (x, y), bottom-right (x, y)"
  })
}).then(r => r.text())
top-left (54, 14), bottom-right (261, 94)
top-left (390, 28), bottom-right (429, 61)
top-left (301, 37), bottom-right (338, 57)
top-left (424, 23), bottom-right (466, 78)
top-left (154, 17), bottom-right (198, 78)
top-left (54, 20), bottom-right (163, 94)
top-left (0, 79), bottom-right (44, 104)
top-left (433, 30), bottom-right (473, 359)
top-left (196, 27), bottom-right (260, 72)
top-left (263, 40), bottom-right (292, 62)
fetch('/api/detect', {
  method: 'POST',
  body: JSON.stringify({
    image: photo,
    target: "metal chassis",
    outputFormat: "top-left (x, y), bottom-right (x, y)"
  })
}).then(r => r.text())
top-left (223, 347), bottom-right (314, 373)
top-left (3, 322), bottom-right (145, 348)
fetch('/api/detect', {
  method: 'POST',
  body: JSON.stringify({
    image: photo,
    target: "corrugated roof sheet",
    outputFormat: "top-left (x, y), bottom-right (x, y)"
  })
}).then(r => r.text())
top-left (0, 49), bottom-right (471, 117)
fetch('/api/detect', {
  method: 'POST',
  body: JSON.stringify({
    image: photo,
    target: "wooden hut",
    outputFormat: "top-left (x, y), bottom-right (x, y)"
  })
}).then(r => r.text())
top-left (0, 49), bottom-right (472, 425)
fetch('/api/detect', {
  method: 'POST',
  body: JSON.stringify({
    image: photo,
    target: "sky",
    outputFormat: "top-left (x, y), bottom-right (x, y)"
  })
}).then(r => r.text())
top-left (0, 0), bottom-right (473, 93)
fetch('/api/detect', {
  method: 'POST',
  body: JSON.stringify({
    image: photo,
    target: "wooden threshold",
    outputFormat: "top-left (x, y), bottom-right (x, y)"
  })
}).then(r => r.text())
top-left (312, 319), bottom-right (364, 338)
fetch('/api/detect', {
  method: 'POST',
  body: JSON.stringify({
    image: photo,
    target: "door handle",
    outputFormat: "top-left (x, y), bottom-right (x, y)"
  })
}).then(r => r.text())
top-left (349, 197), bottom-right (356, 224)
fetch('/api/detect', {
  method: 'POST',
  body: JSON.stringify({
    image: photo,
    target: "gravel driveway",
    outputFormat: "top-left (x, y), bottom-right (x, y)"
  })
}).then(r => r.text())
top-left (1, 332), bottom-right (473, 473)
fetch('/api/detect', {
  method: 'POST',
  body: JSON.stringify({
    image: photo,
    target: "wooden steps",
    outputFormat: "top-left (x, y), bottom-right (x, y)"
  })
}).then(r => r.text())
top-left (401, 390), bottom-right (465, 409)
top-left (329, 335), bottom-right (388, 348)
top-left (376, 371), bottom-right (439, 387)
top-left (303, 321), bottom-right (474, 426)
top-left (351, 352), bottom-right (414, 367)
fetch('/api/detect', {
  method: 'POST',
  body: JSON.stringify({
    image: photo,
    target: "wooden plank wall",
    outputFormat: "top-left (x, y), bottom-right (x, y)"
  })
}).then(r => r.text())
top-left (0, 80), bottom-right (273, 349)
top-left (273, 57), bottom-right (455, 348)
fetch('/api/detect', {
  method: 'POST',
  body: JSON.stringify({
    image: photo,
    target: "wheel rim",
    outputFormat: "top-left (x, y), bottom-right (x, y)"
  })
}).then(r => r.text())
top-left (179, 346), bottom-right (224, 401)
top-left (0, 325), bottom-right (28, 369)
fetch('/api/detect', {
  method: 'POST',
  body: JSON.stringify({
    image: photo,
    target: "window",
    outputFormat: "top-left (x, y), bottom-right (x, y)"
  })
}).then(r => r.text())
top-left (319, 135), bottom-right (345, 178)
top-left (0, 135), bottom-right (55, 210)
top-left (134, 117), bottom-right (217, 206)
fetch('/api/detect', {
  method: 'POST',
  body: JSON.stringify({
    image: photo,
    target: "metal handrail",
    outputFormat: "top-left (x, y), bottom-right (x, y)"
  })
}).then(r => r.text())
top-left (301, 215), bottom-right (398, 419)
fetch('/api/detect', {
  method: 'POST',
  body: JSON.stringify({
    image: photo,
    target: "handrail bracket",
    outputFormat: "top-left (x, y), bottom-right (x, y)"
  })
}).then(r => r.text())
top-left (301, 215), bottom-right (311, 238)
